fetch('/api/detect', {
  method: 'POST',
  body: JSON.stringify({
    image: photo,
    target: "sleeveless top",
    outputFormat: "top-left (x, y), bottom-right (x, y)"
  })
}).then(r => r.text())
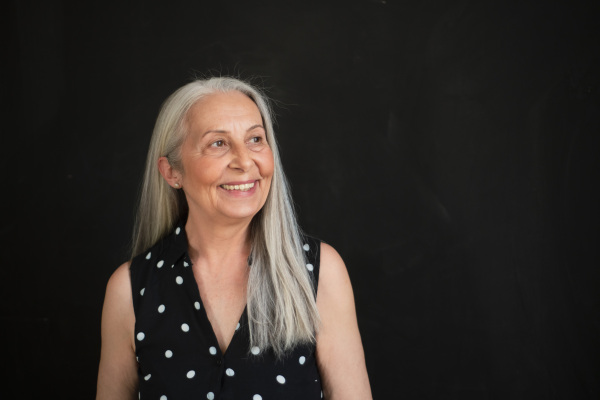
top-left (129, 222), bottom-right (323, 400)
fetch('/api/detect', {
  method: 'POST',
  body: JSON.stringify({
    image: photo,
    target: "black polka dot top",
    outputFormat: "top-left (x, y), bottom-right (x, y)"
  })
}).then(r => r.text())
top-left (129, 222), bottom-right (323, 400)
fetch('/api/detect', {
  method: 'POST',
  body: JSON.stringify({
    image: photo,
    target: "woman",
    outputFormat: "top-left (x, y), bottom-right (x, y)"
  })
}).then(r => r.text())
top-left (96, 77), bottom-right (372, 399)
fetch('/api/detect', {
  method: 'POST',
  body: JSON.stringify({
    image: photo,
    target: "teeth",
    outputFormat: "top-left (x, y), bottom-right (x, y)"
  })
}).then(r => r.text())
top-left (221, 182), bottom-right (255, 191)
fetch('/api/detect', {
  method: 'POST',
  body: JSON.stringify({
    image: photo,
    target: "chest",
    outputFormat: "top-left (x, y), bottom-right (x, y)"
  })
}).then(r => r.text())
top-left (192, 265), bottom-right (248, 353)
top-left (133, 257), bottom-right (322, 399)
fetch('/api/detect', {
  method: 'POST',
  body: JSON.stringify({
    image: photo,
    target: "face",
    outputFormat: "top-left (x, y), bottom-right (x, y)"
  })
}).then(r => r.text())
top-left (177, 91), bottom-right (274, 225)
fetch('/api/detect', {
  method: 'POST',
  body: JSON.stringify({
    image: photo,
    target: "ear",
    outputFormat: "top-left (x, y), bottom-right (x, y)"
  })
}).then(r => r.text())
top-left (158, 157), bottom-right (182, 189)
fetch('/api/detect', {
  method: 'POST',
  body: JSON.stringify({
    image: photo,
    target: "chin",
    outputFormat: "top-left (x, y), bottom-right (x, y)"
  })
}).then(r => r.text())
top-left (220, 206), bottom-right (263, 221)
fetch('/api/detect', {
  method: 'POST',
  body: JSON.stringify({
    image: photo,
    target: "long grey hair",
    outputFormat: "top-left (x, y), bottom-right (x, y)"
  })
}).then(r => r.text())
top-left (131, 77), bottom-right (319, 357)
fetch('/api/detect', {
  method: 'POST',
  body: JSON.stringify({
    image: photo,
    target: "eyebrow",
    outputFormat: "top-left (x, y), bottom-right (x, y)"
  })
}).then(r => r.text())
top-left (201, 124), bottom-right (265, 137)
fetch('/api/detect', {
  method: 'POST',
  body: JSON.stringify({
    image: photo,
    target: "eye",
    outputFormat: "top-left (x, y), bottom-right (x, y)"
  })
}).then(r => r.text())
top-left (250, 137), bottom-right (261, 143)
top-left (211, 140), bottom-right (225, 147)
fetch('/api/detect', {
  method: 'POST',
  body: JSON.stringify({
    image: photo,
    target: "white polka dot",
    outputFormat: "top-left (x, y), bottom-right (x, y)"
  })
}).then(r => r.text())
top-left (186, 370), bottom-right (195, 379)
top-left (137, 332), bottom-right (145, 341)
top-left (251, 346), bottom-right (260, 355)
top-left (207, 392), bottom-right (215, 400)
top-left (276, 375), bottom-right (286, 384)
top-left (146, 252), bottom-right (151, 259)
top-left (144, 374), bottom-right (151, 381)
top-left (175, 227), bottom-right (181, 235)
top-left (183, 261), bottom-right (189, 267)
top-left (140, 288), bottom-right (145, 296)
top-left (303, 243), bottom-right (310, 251)
top-left (165, 350), bottom-right (173, 358)
top-left (158, 304), bottom-right (165, 313)
top-left (209, 346), bottom-right (217, 355)
top-left (253, 395), bottom-right (262, 400)
top-left (299, 356), bottom-right (306, 364)
top-left (136, 356), bottom-right (139, 362)
top-left (226, 368), bottom-right (235, 376)
top-left (157, 260), bottom-right (164, 268)
top-left (306, 263), bottom-right (314, 271)
top-left (171, 264), bottom-right (174, 268)
top-left (176, 276), bottom-right (183, 285)
top-left (160, 396), bottom-right (167, 400)
top-left (181, 323), bottom-right (189, 332)
top-left (194, 301), bottom-right (201, 310)
top-left (321, 390), bottom-right (323, 398)
top-left (236, 322), bottom-right (240, 330)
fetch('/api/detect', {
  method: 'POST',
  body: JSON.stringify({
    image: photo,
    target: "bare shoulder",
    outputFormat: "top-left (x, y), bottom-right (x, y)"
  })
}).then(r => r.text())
top-left (318, 242), bottom-right (353, 300)
top-left (105, 261), bottom-right (133, 303)
top-left (316, 242), bottom-right (372, 400)
top-left (96, 261), bottom-right (137, 400)
top-left (101, 261), bottom-right (135, 349)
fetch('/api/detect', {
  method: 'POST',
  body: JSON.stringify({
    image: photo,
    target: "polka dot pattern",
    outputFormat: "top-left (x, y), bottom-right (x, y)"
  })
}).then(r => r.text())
top-left (131, 230), bottom-right (323, 399)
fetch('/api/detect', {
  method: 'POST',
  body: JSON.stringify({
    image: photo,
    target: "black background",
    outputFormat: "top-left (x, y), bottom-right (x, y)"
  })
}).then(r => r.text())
top-left (3, 0), bottom-right (599, 398)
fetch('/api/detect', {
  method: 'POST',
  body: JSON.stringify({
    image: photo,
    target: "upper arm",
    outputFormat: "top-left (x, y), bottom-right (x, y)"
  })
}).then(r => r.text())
top-left (96, 262), bottom-right (138, 400)
top-left (316, 243), bottom-right (372, 400)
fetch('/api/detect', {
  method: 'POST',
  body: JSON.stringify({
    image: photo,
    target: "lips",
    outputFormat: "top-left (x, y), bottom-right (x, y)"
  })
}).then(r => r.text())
top-left (220, 181), bottom-right (256, 191)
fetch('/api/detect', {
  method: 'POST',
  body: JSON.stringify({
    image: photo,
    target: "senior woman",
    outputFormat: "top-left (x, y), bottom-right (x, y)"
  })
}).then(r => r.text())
top-left (96, 77), bottom-right (372, 399)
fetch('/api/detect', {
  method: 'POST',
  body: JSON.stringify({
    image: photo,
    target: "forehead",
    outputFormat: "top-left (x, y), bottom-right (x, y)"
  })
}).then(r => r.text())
top-left (185, 91), bottom-right (263, 131)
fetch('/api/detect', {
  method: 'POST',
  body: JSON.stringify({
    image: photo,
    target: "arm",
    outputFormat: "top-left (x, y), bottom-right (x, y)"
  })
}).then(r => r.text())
top-left (316, 243), bottom-right (372, 399)
top-left (96, 262), bottom-right (138, 400)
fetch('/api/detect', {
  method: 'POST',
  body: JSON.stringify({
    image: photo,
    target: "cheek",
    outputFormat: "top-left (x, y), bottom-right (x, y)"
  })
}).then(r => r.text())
top-left (186, 159), bottom-right (223, 187)
top-left (259, 151), bottom-right (275, 178)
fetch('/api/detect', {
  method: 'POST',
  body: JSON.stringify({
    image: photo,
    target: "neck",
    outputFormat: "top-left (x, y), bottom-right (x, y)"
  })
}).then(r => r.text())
top-left (184, 209), bottom-right (253, 274)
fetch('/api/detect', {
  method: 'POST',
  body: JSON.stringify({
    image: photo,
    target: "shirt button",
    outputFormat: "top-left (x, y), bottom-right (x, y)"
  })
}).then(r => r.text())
top-left (216, 358), bottom-right (222, 366)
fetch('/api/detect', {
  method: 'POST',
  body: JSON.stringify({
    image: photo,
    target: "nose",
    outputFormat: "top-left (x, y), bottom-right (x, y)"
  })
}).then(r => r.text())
top-left (229, 144), bottom-right (254, 172)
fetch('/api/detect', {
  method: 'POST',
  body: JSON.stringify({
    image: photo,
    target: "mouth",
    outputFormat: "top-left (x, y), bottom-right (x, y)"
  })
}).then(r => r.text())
top-left (220, 181), bottom-right (256, 192)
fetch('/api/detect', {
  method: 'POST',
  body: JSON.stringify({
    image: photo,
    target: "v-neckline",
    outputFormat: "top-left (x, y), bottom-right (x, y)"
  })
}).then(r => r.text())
top-left (184, 253), bottom-right (248, 356)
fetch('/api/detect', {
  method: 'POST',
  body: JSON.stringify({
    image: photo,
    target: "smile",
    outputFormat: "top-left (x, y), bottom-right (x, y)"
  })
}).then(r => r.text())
top-left (220, 182), bottom-right (256, 191)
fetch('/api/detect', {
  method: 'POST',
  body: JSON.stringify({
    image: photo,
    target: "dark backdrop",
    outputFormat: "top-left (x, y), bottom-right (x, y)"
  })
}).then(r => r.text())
top-left (3, 0), bottom-right (599, 398)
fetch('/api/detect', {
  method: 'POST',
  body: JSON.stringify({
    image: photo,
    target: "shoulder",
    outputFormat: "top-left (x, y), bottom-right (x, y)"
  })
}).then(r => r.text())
top-left (97, 261), bottom-right (138, 399)
top-left (318, 242), bottom-right (353, 300)
top-left (316, 242), bottom-right (355, 331)
top-left (315, 242), bottom-right (372, 398)
top-left (103, 261), bottom-right (134, 322)
top-left (108, 261), bottom-right (132, 286)
top-left (100, 261), bottom-right (136, 362)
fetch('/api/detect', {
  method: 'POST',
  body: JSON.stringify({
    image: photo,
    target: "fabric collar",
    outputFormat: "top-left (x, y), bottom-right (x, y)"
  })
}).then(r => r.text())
top-left (149, 220), bottom-right (189, 269)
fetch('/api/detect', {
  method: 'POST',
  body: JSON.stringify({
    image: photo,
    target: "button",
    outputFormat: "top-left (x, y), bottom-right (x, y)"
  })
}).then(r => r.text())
top-left (216, 358), bottom-right (222, 366)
